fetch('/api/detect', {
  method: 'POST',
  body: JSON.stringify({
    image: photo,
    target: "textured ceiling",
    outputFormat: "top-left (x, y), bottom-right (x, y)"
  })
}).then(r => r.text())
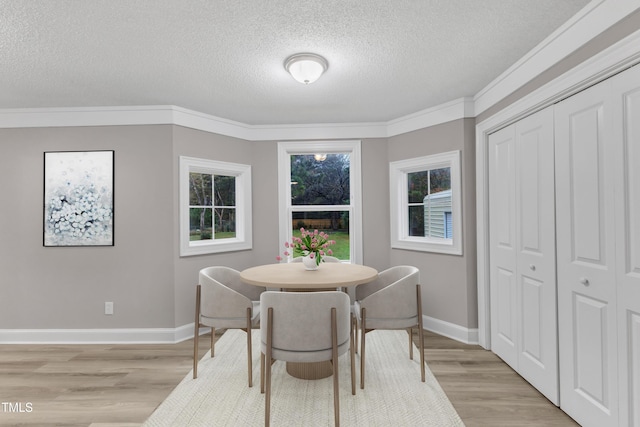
top-left (0, 0), bottom-right (590, 125)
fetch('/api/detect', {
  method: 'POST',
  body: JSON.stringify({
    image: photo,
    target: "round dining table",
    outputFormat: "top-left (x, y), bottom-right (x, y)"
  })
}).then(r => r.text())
top-left (240, 261), bottom-right (378, 379)
top-left (240, 261), bottom-right (378, 291)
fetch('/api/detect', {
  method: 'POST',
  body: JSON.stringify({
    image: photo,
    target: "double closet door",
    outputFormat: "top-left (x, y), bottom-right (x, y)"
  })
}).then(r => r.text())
top-left (488, 106), bottom-right (559, 405)
top-left (555, 63), bottom-right (640, 427)
top-left (489, 63), bottom-right (640, 427)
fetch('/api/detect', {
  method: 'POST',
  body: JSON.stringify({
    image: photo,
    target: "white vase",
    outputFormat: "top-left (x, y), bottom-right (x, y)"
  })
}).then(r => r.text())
top-left (302, 254), bottom-right (319, 270)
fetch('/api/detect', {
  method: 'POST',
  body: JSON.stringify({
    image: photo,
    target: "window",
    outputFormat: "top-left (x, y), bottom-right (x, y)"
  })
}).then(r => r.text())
top-left (390, 150), bottom-right (462, 255)
top-left (179, 156), bottom-right (251, 256)
top-left (278, 141), bottom-right (362, 263)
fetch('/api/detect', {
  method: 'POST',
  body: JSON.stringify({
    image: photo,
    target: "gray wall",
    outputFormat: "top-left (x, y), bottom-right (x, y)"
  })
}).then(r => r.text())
top-left (1, 125), bottom-right (472, 332)
top-left (387, 118), bottom-right (477, 328)
top-left (360, 138), bottom-right (392, 271)
top-left (0, 125), bottom-right (175, 328)
top-left (171, 126), bottom-right (257, 327)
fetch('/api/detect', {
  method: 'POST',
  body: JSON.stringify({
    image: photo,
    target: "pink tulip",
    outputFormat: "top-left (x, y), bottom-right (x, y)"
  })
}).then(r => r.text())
top-left (284, 251), bottom-right (289, 256)
top-left (328, 249), bottom-right (333, 255)
top-left (284, 241), bottom-right (289, 248)
top-left (276, 256), bottom-right (282, 261)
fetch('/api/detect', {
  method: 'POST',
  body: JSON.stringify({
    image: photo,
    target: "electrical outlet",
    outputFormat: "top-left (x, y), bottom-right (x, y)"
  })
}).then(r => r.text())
top-left (105, 301), bottom-right (114, 315)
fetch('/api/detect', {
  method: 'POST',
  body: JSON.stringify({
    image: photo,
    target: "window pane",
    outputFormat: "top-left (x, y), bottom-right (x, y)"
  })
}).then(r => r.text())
top-left (291, 211), bottom-right (350, 260)
top-left (189, 173), bottom-right (212, 206)
top-left (214, 175), bottom-right (235, 206)
top-left (214, 208), bottom-right (236, 239)
top-left (429, 167), bottom-right (451, 193)
top-left (408, 170), bottom-right (429, 203)
top-left (408, 206), bottom-right (425, 236)
top-left (190, 208), bottom-right (212, 240)
top-left (390, 150), bottom-right (461, 254)
top-left (424, 188), bottom-right (452, 238)
top-left (290, 154), bottom-right (350, 206)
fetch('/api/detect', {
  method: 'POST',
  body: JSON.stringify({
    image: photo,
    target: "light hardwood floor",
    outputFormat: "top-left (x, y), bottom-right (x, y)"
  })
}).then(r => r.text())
top-left (0, 330), bottom-right (577, 427)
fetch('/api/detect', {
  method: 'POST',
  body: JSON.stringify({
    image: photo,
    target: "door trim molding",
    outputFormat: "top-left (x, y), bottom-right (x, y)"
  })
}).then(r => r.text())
top-left (475, 28), bottom-right (640, 349)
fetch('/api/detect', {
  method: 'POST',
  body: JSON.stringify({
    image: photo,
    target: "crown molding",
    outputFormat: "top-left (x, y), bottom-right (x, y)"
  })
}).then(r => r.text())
top-left (386, 98), bottom-right (474, 137)
top-left (474, 0), bottom-right (640, 115)
top-left (0, 99), bottom-right (471, 141)
top-left (0, 105), bottom-right (176, 128)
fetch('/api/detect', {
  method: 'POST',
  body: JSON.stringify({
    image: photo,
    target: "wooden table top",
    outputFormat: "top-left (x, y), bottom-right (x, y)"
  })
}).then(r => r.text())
top-left (240, 262), bottom-right (378, 289)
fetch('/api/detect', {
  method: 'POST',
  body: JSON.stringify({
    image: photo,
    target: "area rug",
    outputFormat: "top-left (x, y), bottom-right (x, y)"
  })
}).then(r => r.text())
top-left (143, 329), bottom-right (464, 426)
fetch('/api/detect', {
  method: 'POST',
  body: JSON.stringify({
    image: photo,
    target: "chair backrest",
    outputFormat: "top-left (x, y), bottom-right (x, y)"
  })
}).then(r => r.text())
top-left (356, 266), bottom-right (420, 328)
top-left (199, 266), bottom-right (265, 319)
top-left (260, 291), bottom-right (350, 361)
top-left (356, 265), bottom-right (419, 301)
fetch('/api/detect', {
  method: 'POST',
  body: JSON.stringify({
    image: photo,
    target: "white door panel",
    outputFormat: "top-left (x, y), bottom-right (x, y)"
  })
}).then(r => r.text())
top-left (489, 125), bottom-right (518, 369)
top-left (489, 107), bottom-right (558, 404)
top-left (520, 276), bottom-right (543, 363)
top-left (497, 268), bottom-right (516, 347)
top-left (573, 293), bottom-right (609, 408)
top-left (628, 314), bottom-right (640, 427)
top-left (555, 80), bottom-right (618, 427)
top-left (612, 64), bottom-right (640, 427)
top-left (515, 107), bottom-right (558, 405)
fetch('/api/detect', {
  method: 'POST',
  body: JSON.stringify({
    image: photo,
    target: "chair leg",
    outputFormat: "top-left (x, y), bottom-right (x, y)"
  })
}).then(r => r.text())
top-left (331, 308), bottom-right (340, 427)
top-left (360, 307), bottom-right (366, 389)
top-left (265, 308), bottom-right (273, 427)
top-left (246, 308), bottom-right (253, 387)
top-left (354, 316), bottom-right (359, 354)
top-left (260, 352), bottom-right (265, 394)
top-left (350, 313), bottom-right (356, 396)
top-left (408, 327), bottom-right (414, 360)
top-left (193, 285), bottom-right (201, 379)
top-left (210, 327), bottom-right (215, 357)
top-left (417, 285), bottom-right (425, 382)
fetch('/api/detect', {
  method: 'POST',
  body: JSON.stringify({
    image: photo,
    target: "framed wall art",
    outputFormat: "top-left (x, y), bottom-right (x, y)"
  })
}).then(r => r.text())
top-left (43, 150), bottom-right (114, 247)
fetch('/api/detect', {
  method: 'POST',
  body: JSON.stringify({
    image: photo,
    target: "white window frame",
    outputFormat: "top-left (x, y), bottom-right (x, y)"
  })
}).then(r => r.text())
top-left (277, 140), bottom-right (362, 264)
top-left (390, 150), bottom-right (462, 255)
top-left (179, 156), bottom-right (252, 256)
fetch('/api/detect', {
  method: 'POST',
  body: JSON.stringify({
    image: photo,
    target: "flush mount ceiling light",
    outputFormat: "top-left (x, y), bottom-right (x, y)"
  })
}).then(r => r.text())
top-left (284, 53), bottom-right (328, 84)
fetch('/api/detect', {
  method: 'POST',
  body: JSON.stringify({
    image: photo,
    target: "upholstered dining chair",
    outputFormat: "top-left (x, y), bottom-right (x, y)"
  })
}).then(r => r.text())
top-left (353, 265), bottom-right (425, 389)
top-left (260, 291), bottom-right (355, 427)
top-left (193, 266), bottom-right (265, 386)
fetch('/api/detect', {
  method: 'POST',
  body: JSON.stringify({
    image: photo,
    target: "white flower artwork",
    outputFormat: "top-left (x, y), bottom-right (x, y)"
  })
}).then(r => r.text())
top-left (44, 151), bottom-right (114, 246)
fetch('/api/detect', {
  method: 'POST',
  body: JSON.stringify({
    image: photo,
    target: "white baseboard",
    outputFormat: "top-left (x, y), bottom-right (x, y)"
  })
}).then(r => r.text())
top-left (0, 324), bottom-right (201, 344)
top-left (423, 315), bottom-right (479, 345)
top-left (0, 318), bottom-right (477, 345)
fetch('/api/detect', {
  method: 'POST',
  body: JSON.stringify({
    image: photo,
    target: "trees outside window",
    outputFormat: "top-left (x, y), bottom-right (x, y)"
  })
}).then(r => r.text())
top-left (278, 141), bottom-right (362, 263)
top-left (180, 157), bottom-right (251, 256)
top-left (189, 173), bottom-right (236, 240)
